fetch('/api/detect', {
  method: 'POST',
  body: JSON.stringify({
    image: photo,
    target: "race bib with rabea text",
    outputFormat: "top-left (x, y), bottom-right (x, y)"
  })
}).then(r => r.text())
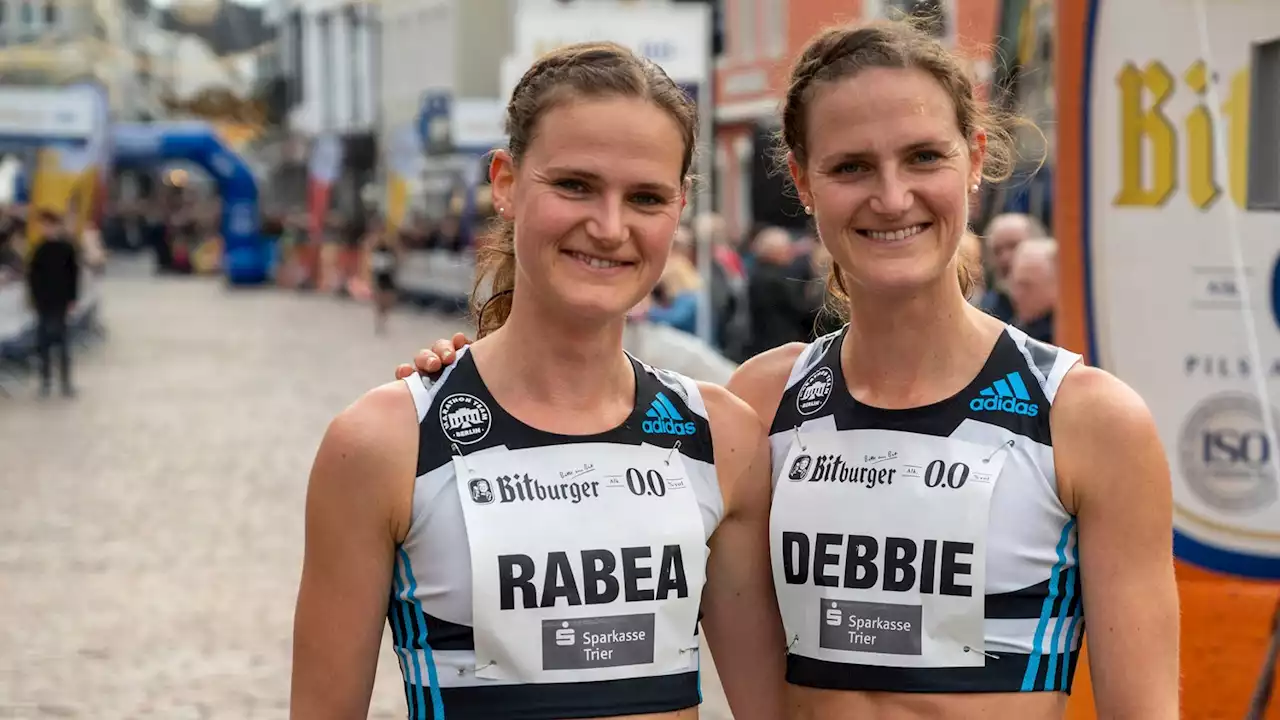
top-left (456, 442), bottom-right (708, 683)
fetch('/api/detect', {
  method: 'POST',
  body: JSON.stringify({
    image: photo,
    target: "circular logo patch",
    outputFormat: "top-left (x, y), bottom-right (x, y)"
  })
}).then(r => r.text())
top-left (440, 393), bottom-right (492, 445)
top-left (796, 367), bottom-right (835, 416)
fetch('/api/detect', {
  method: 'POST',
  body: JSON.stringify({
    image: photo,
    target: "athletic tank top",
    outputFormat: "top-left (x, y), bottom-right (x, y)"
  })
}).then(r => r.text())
top-left (769, 325), bottom-right (1085, 694)
top-left (391, 347), bottom-right (725, 719)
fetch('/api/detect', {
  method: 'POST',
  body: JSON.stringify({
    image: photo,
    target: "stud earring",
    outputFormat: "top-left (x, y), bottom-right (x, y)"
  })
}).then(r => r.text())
top-left (970, 183), bottom-right (980, 193)
top-left (804, 205), bottom-right (812, 216)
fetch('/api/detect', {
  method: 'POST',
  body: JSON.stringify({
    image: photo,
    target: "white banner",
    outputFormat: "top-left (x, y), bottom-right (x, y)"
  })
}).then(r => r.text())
top-left (451, 98), bottom-right (506, 151)
top-left (0, 85), bottom-right (97, 141)
top-left (511, 1), bottom-right (710, 85)
top-left (1087, 0), bottom-right (1280, 578)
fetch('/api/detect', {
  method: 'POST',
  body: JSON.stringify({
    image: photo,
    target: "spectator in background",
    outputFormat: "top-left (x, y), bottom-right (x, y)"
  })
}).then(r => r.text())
top-left (78, 217), bottom-right (107, 275)
top-left (25, 209), bottom-right (79, 397)
top-left (645, 246), bottom-right (703, 336)
top-left (746, 227), bottom-right (815, 356)
top-left (0, 228), bottom-right (21, 283)
top-left (979, 212), bottom-right (1045, 321)
top-left (146, 204), bottom-right (172, 273)
top-left (1008, 237), bottom-right (1058, 343)
top-left (676, 219), bottom-right (745, 353)
top-left (804, 242), bottom-right (845, 338)
top-left (958, 231), bottom-right (986, 303)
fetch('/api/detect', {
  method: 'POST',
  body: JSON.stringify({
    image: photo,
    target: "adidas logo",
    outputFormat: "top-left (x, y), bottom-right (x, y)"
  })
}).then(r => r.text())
top-left (642, 392), bottom-right (697, 436)
top-left (969, 372), bottom-right (1040, 417)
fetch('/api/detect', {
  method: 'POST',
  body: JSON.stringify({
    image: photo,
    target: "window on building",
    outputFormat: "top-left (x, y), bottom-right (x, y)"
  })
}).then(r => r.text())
top-left (42, 0), bottom-right (54, 27)
top-left (1248, 38), bottom-right (1280, 211)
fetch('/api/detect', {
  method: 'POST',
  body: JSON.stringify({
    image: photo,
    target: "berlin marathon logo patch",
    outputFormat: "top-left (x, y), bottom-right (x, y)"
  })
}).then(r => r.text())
top-left (969, 372), bottom-right (1040, 417)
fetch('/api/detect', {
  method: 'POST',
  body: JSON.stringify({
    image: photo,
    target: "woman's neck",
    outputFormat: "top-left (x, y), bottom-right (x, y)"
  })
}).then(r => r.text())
top-left (841, 277), bottom-right (999, 407)
top-left (473, 292), bottom-right (634, 414)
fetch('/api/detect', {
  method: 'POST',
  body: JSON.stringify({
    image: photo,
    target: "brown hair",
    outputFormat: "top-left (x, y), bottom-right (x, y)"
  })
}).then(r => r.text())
top-left (780, 18), bottom-right (1031, 319)
top-left (471, 41), bottom-right (699, 338)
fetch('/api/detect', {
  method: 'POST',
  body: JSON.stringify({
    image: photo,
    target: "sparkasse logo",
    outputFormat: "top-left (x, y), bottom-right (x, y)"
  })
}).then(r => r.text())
top-left (969, 372), bottom-right (1040, 417)
top-left (642, 392), bottom-right (696, 436)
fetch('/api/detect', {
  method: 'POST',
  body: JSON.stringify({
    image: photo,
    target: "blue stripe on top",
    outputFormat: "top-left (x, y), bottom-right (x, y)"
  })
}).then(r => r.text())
top-left (1021, 518), bottom-right (1077, 691)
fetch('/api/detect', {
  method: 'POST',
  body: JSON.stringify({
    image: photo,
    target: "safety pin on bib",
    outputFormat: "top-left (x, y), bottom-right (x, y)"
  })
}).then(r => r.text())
top-left (792, 427), bottom-right (807, 452)
top-left (982, 439), bottom-right (1015, 464)
top-left (451, 442), bottom-right (474, 475)
top-left (664, 440), bottom-right (682, 466)
top-left (963, 645), bottom-right (1000, 660)
top-left (459, 660), bottom-right (496, 676)
top-left (785, 634), bottom-right (800, 654)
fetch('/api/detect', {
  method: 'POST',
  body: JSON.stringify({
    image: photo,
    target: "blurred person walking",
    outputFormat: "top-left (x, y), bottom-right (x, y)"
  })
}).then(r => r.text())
top-left (365, 218), bottom-right (401, 335)
top-left (25, 209), bottom-right (79, 398)
top-left (1007, 237), bottom-right (1058, 343)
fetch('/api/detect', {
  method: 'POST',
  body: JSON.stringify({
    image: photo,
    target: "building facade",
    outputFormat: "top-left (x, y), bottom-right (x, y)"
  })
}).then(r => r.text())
top-left (377, 0), bottom-right (514, 221)
top-left (713, 0), bottom-right (1000, 242)
top-left (267, 0), bottom-right (380, 215)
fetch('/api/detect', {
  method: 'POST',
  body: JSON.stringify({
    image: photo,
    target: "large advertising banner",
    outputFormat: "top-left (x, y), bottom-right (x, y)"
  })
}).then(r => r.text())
top-left (1057, 1), bottom-right (1280, 716)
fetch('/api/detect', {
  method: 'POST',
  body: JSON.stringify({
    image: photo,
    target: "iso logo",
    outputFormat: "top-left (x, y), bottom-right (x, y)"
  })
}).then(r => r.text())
top-left (1178, 392), bottom-right (1280, 512)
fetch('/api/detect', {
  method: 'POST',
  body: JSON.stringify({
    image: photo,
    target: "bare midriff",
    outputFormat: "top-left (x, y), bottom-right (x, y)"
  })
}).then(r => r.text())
top-left (567, 708), bottom-right (699, 720)
top-left (786, 685), bottom-right (1069, 720)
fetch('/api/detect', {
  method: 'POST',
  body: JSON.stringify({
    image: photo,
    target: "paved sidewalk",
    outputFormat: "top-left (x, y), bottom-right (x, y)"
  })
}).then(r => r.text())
top-left (0, 263), bottom-right (731, 720)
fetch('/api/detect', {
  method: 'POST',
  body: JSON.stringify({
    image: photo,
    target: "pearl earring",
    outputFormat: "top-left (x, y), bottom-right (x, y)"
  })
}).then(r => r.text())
top-left (804, 205), bottom-right (812, 216)
top-left (498, 207), bottom-right (505, 214)
top-left (971, 183), bottom-right (980, 193)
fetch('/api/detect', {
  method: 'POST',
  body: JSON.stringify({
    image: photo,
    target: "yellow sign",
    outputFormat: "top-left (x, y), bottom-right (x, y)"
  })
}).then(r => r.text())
top-left (1115, 60), bottom-right (1251, 210)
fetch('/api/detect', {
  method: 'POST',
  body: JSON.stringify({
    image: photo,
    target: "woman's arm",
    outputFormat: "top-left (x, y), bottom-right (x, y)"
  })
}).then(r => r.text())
top-left (1053, 366), bottom-right (1179, 719)
top-left (291, 383), bottom-right (417, 719)
top-left (698, 383), bottom-right (788, 720)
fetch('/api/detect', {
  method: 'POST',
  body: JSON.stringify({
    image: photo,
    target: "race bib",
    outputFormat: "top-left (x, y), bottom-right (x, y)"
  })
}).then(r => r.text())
top-left (457, 442), bottom-right (707, 683)
top-left (771, 428), bottom-right (1007, 668)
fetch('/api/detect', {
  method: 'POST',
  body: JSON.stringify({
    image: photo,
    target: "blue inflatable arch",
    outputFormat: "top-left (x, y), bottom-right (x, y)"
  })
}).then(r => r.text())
top-left (112, 122), bottom-right (268, 284)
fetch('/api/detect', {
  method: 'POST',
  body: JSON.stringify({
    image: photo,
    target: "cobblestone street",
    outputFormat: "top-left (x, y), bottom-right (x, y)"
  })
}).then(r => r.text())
top-left (0, 261), bottom-right (730, 720)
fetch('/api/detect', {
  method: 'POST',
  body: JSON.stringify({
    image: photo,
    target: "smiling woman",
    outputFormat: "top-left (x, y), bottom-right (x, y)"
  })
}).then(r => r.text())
top-left (472, 43), bottom-right (697, 339)
top-left (292, 40), bottom-right (787, 720)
